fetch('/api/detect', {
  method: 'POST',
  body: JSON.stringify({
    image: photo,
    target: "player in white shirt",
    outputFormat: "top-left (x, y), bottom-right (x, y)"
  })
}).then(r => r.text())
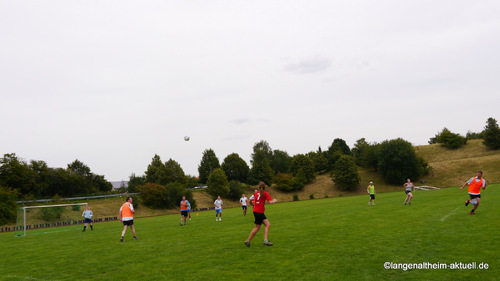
top-left (240, 194), bottom-right (249, 216)
top-left (214, 196), bottom-right (223, 221)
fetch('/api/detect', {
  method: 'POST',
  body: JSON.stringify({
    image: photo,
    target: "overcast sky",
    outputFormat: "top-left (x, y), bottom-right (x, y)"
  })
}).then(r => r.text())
top-left (1, 1), bottom-right (499, 181)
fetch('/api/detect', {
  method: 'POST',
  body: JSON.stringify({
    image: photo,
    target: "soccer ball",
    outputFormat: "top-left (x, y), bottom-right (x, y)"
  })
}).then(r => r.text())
top-left (184, 136), bottom-right (190, 141)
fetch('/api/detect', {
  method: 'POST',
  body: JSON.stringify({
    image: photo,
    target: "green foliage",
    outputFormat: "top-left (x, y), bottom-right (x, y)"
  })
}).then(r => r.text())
top-left (166, 182), bottom-right (196, 210)
top-left (137, 183), bottom-right (169, 209)
top-left (130, 195), bottom-right (141, 210)
top-left (207, 168), bottom-right (230, 198)
top-left (128, 173), bottom-right (145, 193)
top-left (270, 149), bottom-right (291, 174)
top-left (330, 155), bottom-right (360, 191)
top-left (0, 186), bottom-right (18, 225)
top-left (293, 168), bottom-right (308, 190)
top-left (482, 117), bottom-right (500, 149)
top-left (466, 130), bottom-right (483, 140)
top-left (309, 151), bottom-right (328, 173)
top-left (248, 150), bottom-right (274, 185)
top-left (273, 173), bottom-right (296, 191)
top-left (328, 138), bottom-right (351, 156)
top-left (289, 154), bottom-right (315, 183)
top-left (164, 158), bottom-right (186, 184)
top-left (40, 207), bottom-right (64, 221)
top-left (309, 194), bottom-right (314, 200)
top-left (221, 153), bottom-right (249, 183)
top-left (292, 194), bottom-right (299, 201)
top-left (252, 140), bottom-right (273, 164)
top-left (185, 175), bottom-right (200, 189)
top-left (227, 180), bottom-right (244, 200)
top-left (145, 154), bottom-right (165, 184)
top-left (71, 205), bottom-right (81, 211)
top-left (436, 128), bottom-right (467, 149)
top-left (198, 149), bottom-right (220, 184)
top-left (378, 138), bottom-right (427, 184)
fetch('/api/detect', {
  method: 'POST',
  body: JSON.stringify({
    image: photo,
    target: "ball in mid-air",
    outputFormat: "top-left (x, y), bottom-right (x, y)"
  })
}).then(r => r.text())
top-left (184, 136), bottom-right (190, 141)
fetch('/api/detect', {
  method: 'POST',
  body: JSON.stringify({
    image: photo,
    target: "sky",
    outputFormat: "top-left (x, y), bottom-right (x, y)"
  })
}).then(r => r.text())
top-left (1, 0), bottom-right (499, 181)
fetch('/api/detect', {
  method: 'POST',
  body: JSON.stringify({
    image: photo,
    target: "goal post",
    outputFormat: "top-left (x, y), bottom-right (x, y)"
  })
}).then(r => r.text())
top-left (15, 203), bottom-right (88, 237)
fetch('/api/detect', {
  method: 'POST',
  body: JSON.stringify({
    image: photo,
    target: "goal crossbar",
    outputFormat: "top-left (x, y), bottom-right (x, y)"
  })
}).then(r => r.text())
top-left (18, 203), bottom-right (87, 237)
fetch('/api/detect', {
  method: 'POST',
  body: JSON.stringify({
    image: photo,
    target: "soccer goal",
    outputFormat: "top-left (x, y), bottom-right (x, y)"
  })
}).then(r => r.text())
top-left (15, 203), bottom-right (88, 237)
top-left (414, 185), bottom-right (440, 191)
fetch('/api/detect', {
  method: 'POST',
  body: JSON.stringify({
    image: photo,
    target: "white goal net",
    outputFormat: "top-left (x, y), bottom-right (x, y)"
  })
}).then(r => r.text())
top-left (15, 203), bottom-right (88, 237)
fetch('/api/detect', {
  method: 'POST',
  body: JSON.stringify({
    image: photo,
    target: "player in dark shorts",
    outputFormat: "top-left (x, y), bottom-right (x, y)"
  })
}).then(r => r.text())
top-left (403, 179), bottom-right (414, 205)
top-left (244, 182), bottom-right (278, 247)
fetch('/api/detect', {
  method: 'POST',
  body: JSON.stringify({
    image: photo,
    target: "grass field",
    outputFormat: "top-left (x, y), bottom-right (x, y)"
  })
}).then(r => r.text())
top-left (1, 185), bottom-right (498, 281)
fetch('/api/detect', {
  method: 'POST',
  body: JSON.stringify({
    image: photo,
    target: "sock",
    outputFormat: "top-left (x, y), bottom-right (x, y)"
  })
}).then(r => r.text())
top-left (83, 226), bottom-right (86, 231)
top-left (90, 225), bottom-right (93, 230)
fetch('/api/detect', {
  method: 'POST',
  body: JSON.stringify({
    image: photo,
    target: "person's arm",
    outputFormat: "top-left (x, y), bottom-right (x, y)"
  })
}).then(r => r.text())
top-left (483, 179), bottom-right (487, 190)
top-left (460, 179), bottom-right (470, 191)
top-left (119, 210), bottom-right (123, 222)
top-left (249, 195), bottom-right (255, 206)
top-left (90, 211), bottom-right (93, 218)
top-left (266, 193), bottom-right (277, 204)
top-left (367, 186), bottom-right (370, 194)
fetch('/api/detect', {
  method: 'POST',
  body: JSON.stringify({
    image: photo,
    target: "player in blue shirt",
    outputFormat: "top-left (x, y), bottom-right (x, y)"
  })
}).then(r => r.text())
top-left (82, 205), bottom-right (93, 231)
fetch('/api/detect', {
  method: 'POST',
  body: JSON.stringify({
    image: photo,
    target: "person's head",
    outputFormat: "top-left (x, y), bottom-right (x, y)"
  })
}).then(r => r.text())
top-left (477, 171), bottom-right (483, 178)
top-left (217, 195), bottom-right (221, 200)
top-left (242, 194), bottom-right (245, 198)
top-left (369, 181), bottom-right (373, 185)
top-left (254, 189), bottom-right (258, 193)
top-left (126, 196), bottom-right (132, 203)
top-left (182, 196), bottom-right (186, 201)
top-left (258, 181), bottom-right (266, 191)
top-left (407, 179), bottom-right (411, 183)
top-left (87, 205), bottom-right (90, 210)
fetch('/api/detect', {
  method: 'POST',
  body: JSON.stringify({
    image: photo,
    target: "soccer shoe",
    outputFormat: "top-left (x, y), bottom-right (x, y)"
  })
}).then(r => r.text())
top-left (244, 241), bottom-right (251, 247)
top-left (408, 201), bottom-right (411, 205)
top-left (216, 218), bottom-right (218, 222)
top-left (470, 211), bottom-right (475, 215)
top-left (263, 240), bottom-right (274, 246)
top-left (133, 236), bottom-right (138, 240)
top-left (120, 237), bottom-right (124, 242)
top-left (465, 199), bottom-right (471, 206)
top-left (219, 218), bottom-right (222, 221)
top-left (368, 202), bottom-right (370, 206)
top-left (404, 202), bottom-right (406, 205)
top-left (372, 203), bottom-right (376, 205)
top-left (180, 223), bottom-right (183, 226)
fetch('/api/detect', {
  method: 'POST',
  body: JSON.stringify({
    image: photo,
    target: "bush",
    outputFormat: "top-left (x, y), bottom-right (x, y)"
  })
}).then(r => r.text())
top-left (137, 183), bottom-right (168, 209)
top-left (71, 205), bottom-right (81, 211)
top-left (293, 194), bottom-right (299, 201)
top-left (309, 194), bottom-right (314, 200)
top-left (166, 182), bottom-right (196, 210)
top-left (273, 173), bottom-right (296, 192)
top-left (289, 154), bottom-right (315, 183)
top-left (436, 128), bottom-right (467, 149)
top-left (0, 186), bottom-right (18, 225)
top-left (40, 207), bottom-right (64, 221)
top-left (324, 194), bottom-right (329, 198)
top-left (130, 195), bottom-right (141, 210)
top-left (330, 155), bottom-right (360, 191)
top-left (207, 168), bottom-right (230, 199)
top-left (378, 138), bottom-right (426, 184)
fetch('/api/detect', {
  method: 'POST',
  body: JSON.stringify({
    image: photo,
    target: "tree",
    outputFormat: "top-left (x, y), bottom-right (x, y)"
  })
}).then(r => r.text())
top-left (483, 117), bottom-right (500, 149)
top-left (436, 128), bottom-right (467, 149)
top-left (198, 149), bottom-right (220, 184)
top-left (328, 138), bottom-right (351, 156)
top-left (378, 138), bottom-right (427, 184)
top-left (0, 186), bottom-right (18, 225)
top-left (164, 158), bottom-right (186, 184)
top-left (207, 168), bottom-right (230, 198)
top-left (289, 154), bottom-right (315, 183)
top-left (330, 155), bottom-right (360, 191)
top-left (270, 149), bottom-right (291, 174)
top-left (248, 150), bottom-right (274, 185)
top-left (0, 153), bottom-right (36, 196)
top-left (67, 159), bottom-right (91, 177)
top-left (352, 138), bottom-right (370, 166)
top-left (221, 153), bottom-right (250, 183)
top-left (251, 140), bottom-right (273, 164)
top-left (145, 154), bottom-right (166, 184)
top-left (128, 173), bottom-right (145, 193)
top-left (227, 180), bottom-right (244, 200)
top-left (308, 151), bottom-right (328, 173)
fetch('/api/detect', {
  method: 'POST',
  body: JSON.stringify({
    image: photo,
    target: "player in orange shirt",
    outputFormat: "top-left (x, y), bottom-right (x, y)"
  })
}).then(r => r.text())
top-left (460, 171), bottom-right (487, 215)
top-left (119, 196), bottom-right (137, 242)
top-left (180, 196), bottom-right (190, 226)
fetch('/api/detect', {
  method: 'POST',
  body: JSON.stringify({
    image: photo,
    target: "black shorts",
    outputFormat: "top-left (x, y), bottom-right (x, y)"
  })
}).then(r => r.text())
top-left (242, 205), bottom-right (248, 210)
top-left (84, 218), bottom-right (92, 224)
top-left (123, 220), bottom-right (134, 226)
top-left (369, 194), bottom-right (375, 200)
top-left (253, 212), bottom-right (267, 225)
top-left (405, 190), bottom-right (412, 195)
top-left (469, 194), bottom-right (481, 199)
top-left (181, 211), bottom-right (189, 217)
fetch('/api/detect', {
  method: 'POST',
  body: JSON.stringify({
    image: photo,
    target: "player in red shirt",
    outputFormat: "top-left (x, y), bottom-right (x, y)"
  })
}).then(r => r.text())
top-left (244, 182), bottom-right (277, 247)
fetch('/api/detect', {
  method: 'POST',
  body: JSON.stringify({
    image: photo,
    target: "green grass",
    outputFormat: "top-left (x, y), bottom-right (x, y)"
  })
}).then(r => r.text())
top-left (1, 185), bottom-right (499, 280)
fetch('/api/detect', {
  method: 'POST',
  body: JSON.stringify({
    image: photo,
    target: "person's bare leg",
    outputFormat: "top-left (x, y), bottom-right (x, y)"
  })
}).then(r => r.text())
top-left (121, 225), bottom-right (128, 237)
top-left (246, 225), bottom-right (261, 242)
top-left (263, 219), bottom-right (270, 241)
top-left (131, 225), bottom-right (136, 237)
